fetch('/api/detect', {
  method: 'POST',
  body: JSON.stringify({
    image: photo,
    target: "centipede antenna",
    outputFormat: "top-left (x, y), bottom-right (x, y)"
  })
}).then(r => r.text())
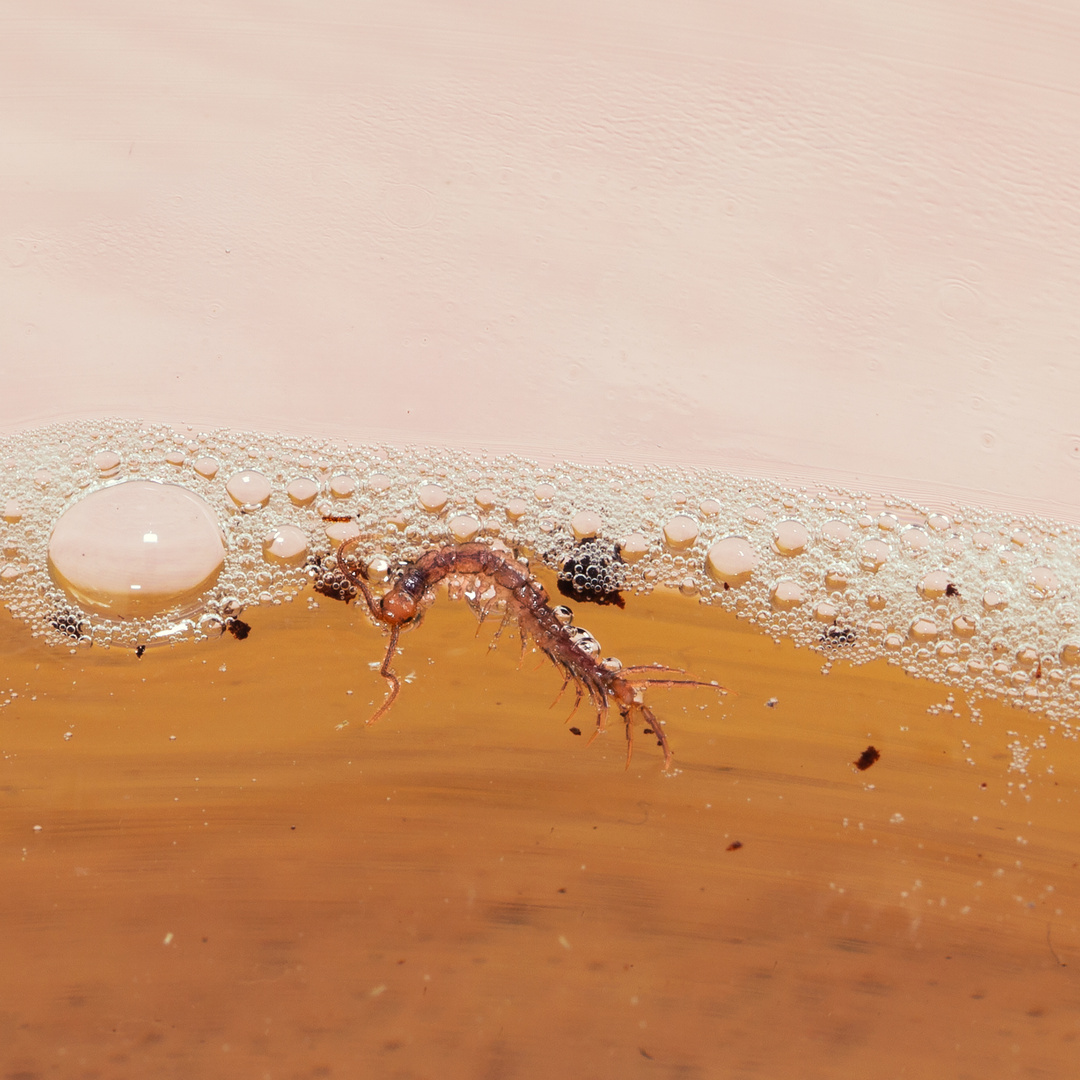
top-left (367, 624), bottom-right (402, 725)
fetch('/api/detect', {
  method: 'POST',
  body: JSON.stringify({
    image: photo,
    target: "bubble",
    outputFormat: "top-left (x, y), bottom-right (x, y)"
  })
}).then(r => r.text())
top-left (918, 570), bottom-right (951, 599)
top-left (417, 485), bottom-right (448, 513)
top-left (953, 615), bottom-right (978, 638)
top-left (859, 539), bottom-right (890, 572)
top-left (926, 514), bottom-right (951, 531)
top-left (165, 451), bottom-right (185, 467)
top-left (1029, 566), bottom-right (1060, 597)
top-left (448, 515), bottom-right (480, 543)
top-left (900, 527), bottom-right (930, 553)
top-left (822, 520), bottom-right (853, 545)
top-left (982, 587), bottom-right (1008, 611)
top-left (813, 601), bottom-right (838, 622)
top-left (743, 505), bottom-right (768, 524)
top-left (505, 498), bottom-right (527, 521)
top-left (330, 475), bottom-right (357, 498)
top-left (226, 470), bottom-right (272, 510)
top-left (534, 483), bottom-right (556, 503)
top-left (287, 478), bottom-right (318, 506)
top-left (824, 570), bottom-right (849, 592)
top-left (368, 473), bottom-right (392, 493)
top-left (706, 536), bottom-right (758, 587)
top-left (93, 451), bottom-right (120, 477)
top-left (771, 580), bottom-right (805, 609)
top-left (972, 531), bottom-right (994, 550)
top-left (773, 519), bottom-right (809, 556)
top-left (699, 499), bottom-right (721, 517)
top-left (662, 515), bottom-right (699, 551)
top-left (262, 525), bottom-right (308, 565)
top-left (571, 511), bottom-right (601, 542)
top-left (3, 499), bottom-right (21, 523)
top-left (617, 534), bottom-right (649, 563)
top-left (474, 489), bottom-right (496, 511)
top-left (47, 481), bottom-right (225, 618)
top-left (877, 513), bottom-right (899, 531)
top-left (909, 617), bottom-right (938, 642)
top-left (325, 521), bottom-right (360, 544)
top-left (193, 457), bottom-right (219, 480)
top-left (1060, 643), bottom-right (1080, 667)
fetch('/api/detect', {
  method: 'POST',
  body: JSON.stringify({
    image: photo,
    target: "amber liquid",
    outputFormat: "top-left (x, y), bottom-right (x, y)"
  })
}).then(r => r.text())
top-left (2, 570), bottom-right (1078, 1078)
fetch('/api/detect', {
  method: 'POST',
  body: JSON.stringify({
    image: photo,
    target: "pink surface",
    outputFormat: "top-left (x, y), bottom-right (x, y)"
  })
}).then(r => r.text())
top-left (3, 2), bottom-right (1080, 514)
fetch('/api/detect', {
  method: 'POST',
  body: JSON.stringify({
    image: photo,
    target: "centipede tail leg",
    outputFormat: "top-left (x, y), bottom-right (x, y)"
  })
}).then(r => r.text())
top-left (641, 704), bottom-right (673, 771)
top-left (621, 706), bottom-right (635, 769)
top-left (368, 625), bottom-right (402, 725)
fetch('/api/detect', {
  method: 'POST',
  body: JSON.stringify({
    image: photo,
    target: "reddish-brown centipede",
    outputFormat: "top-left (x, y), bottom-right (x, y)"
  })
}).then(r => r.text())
top-left (336, 539), bottom-right (725, 770)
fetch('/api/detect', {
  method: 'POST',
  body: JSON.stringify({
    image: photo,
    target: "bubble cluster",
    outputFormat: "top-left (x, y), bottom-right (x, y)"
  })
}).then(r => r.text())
top-left (0, 418), bottom-right (1079, 738)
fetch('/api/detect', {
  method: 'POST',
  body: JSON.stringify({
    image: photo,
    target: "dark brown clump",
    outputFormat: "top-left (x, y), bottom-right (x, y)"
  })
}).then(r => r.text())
top-left (226, 618), bottom-right (251, 640)
top-left (557, 540), bottom-right (626, 608)
top-left (854, 745), bottom-right (880, 771)
top-left (945, 583), bottom-right (961, 597)
top-left (135, 645), bottom-right (146, 658)
top-left (726, 841), bottom-right (743, 851)
top-left (569, 727), bottom-right (582, 736)
top-left (820, 626), bottom-right (856, 648)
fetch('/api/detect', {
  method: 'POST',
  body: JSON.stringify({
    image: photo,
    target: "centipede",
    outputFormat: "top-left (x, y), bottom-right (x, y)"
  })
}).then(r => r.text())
top-left (336, 538), bottom-right (726, 770)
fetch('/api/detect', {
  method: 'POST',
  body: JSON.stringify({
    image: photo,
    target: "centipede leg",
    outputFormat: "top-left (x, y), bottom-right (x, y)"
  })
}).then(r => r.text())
top-left (367, 625), bottom-right (402, 725)
top-left (621, 706), bottom-right (635, 770)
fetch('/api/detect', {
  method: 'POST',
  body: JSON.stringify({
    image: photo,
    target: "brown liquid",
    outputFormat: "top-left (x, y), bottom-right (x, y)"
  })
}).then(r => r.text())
top-left (2, 571), bottom-right (1078, 1078)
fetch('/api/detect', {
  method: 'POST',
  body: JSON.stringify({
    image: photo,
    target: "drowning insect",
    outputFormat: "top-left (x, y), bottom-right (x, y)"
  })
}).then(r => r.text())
top-left (336, 539), bottom-right (726, 770)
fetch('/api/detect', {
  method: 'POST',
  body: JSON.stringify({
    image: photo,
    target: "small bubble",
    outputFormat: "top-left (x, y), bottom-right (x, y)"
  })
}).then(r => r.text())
top-left (287, 477), bottom-right (318, 506)
top-left (952, 615), bottom-right (978, 637)
top-left (982, 587), bottom-right (1008, 611)
top-left (706, 536), bottom-right (757, 587)
top-left (699, 499), bottom-right (721, 517)
top-left (92, 451), bottom-right (121, 477)
top-left (570, 511), bottom-right (601, 542)
top-left (771, 579), bottom-right (805, 609)
top-left (821, 520), bottom-right (853, 545)
top-left (417, 484), bottom-right (448, 513)
top-left (773, 520), bottom-right (809, 556)
top-left (824, 570), bottom-right (849, 592)
top-left (662, 515), bottom-right (699, 551)
top-left (474, 488), bottom-right (496, 511)
top-left (330, 475), bottom-right (357, 498)
top-left (226, 470), bottom-right (272, 510)
top-left (859, 539), bottom-right (890, 572)
top-left (325, 521), bottom-right (360, 544)
top-left (368, 473), bottom-right (392, 493)
top-left (743, 505), bottom-right (768, 524)
top-left (1029, 566), bottom-right (1059, 597)
top-left (909, 617), bottom-right (938, 642)
top-left (533, 483), bottom-right (556, 503)
top-left (193, 457), bottom-right (219, 480)
top-left (3, 499), bottom-right (22, 523)
top-left (505, 498), bottom-right (527, 521)
top-left (262, 526), bottom-right (308, 566)
top-left (918, 570), bottom-right (951, 599)
top-left (448, 515), bottom-right (480, 542)
top-left (616, 534), bottom-right (649, 563)
top-left (900, 527), bottom-right (930, 553)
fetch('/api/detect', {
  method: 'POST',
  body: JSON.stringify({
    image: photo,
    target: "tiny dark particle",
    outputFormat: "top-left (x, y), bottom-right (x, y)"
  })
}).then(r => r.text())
top-left (980, 782), bottom-right (988, 789)
top-left (945, 583), bottom-right (961, 597)
top-left (643, 727), bottom-right (654, 735)
top-left (854, 745), bottom-right (881, 771)
top-left (726, 841), bottom-right (743, 851)
top-left (135, 645), bottom-right (146, 658)
top-left (290, 825), bottom-right (296, 830)
top-left (226, 618), bottom-right (251, 640)
top-left (557, 888), bottom-right (567, 894)
top-left (639, 1048), bottom-right (654, 1061)
top-left (569, 727), bottom-right (582, 736)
